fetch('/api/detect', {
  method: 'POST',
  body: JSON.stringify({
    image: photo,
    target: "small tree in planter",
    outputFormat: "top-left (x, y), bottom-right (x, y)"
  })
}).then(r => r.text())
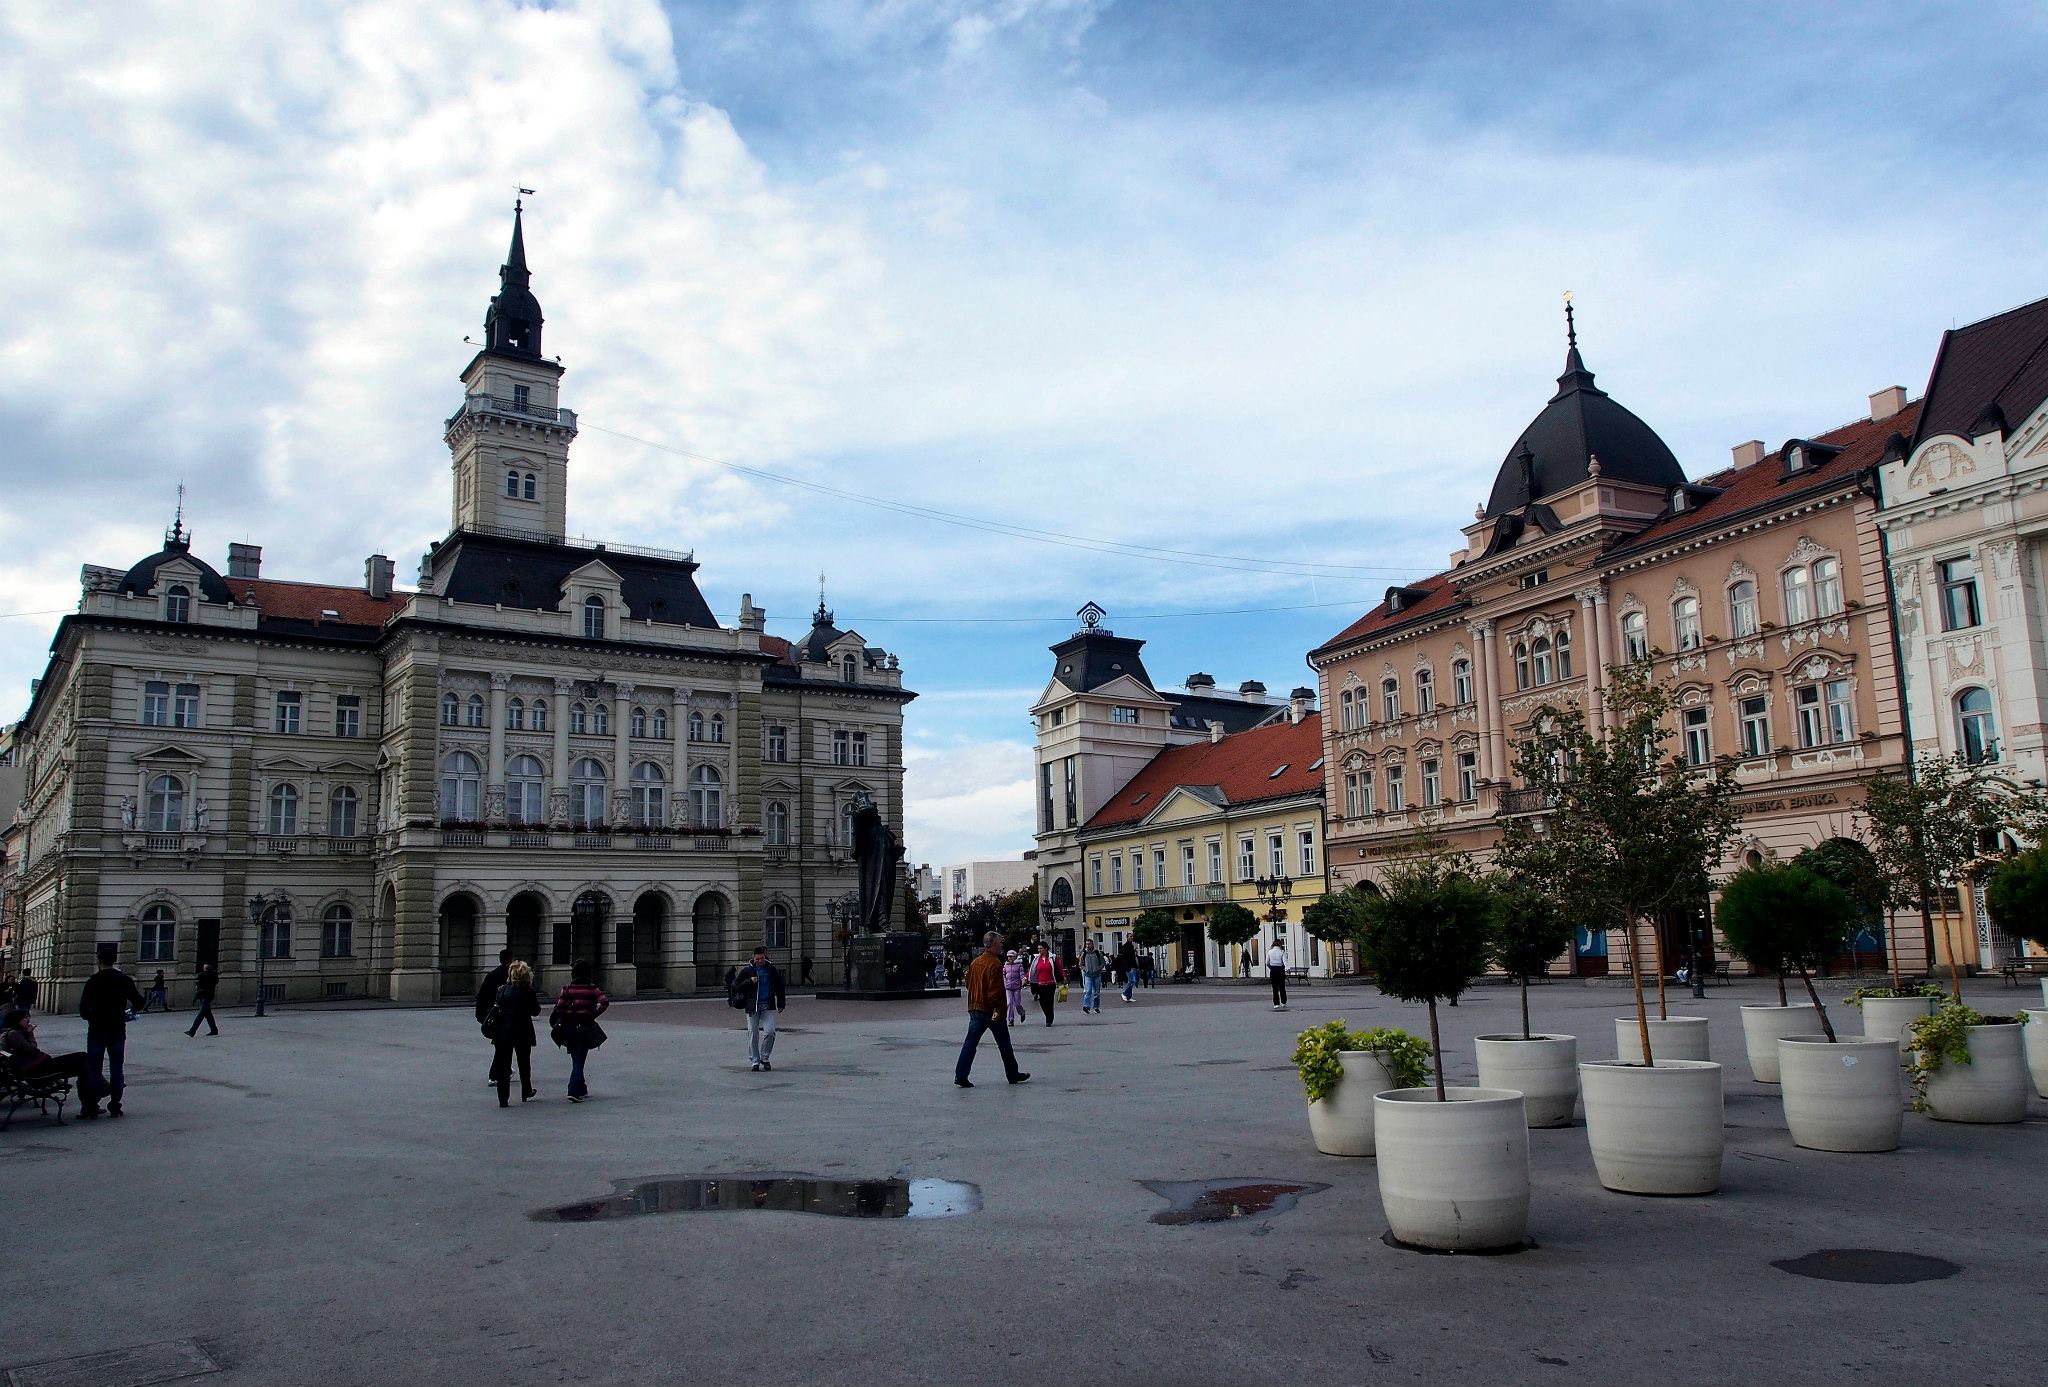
top-left (1860, 756), bottom-right (2010, 998)
top-left (1131, 908), bottom-right (1181, 950)
top-left (1717, 862), bottom-right (1852, 1043)
top-left (1986, 846), bottom-right (2048, 962)
top-left (1793, 837), bottom-right (1893, 982)
top-left (1487, 877), bottom-right (1572, 1040)
top-left (1354, 836), bottom-right (1493, 1100)
top-left (1206, 901), bottom-right (1261, 975)
top-left (1303, 890), bottom-right (1369, 976)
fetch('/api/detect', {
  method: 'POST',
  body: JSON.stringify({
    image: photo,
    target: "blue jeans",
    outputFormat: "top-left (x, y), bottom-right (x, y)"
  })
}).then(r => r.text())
top-left (568, 1043), bottom-right (590, 1097)
top-left (1121, 971), bottom-right (1136, 1001)
top-left (1082, 974), bottom-right (1102, 1010)
top-left (747, 1008), bottom-right (777, 1064)
top-left (955, 1010), bottom-right (1020, 1082)
top-left (85, 1029), bottom-right (126, 1107)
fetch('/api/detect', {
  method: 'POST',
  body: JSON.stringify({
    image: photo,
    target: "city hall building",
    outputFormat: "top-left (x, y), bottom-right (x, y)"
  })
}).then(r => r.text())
top-left (8, 208), bottom-right (912, 1009)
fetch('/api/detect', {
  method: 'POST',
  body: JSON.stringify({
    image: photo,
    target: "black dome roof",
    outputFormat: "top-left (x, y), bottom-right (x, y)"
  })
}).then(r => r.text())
top-left (1483, 345), bottom-right (1685, 518)
top-left (118, 536), bottom-right (233, 604)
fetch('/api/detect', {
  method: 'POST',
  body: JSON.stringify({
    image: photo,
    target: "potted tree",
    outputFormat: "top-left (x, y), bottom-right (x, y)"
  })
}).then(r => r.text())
top-left (1908, 1002), bottom-right (2031, 1124)
top-left (1859, 755), bottom-right (2007, 998)
top-left (1496, 665), bottom-right (1737, 1196)
top-left (1475, 876), bottom-right (1579, 1128)
top-left (1130, 907), bottom-right (1183, 980)
top-left (1987, 848), bottom-right (2048, 1084)
top-left (1358, 838), bottom-right (1530, 1252)
top-left (1291, 1019), bottom-right (1429, 1157)
top-left (1205, 901), bottom-right (1261, 980)
top-left (1302, 890), bottom-right (1368, 978)
top-left (1716, 862), bottom-right (1838, 1083)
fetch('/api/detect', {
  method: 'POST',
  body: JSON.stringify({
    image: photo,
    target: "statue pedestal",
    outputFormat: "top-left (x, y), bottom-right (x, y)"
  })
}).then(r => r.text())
top-left (815, 931), bottom-right (958, 1002)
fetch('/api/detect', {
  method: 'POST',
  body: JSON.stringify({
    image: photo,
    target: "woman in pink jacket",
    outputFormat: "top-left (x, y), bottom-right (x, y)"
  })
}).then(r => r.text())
top-left (1001, 950), bottom-right (1027, 1024)
top-left (1026, 942), bottom-right (1067, 1027)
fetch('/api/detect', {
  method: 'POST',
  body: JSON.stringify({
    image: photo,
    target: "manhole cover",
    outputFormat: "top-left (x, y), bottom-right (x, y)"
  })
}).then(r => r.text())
top-left (1771, 1249), bottom-right (1961, 1284)
top-left (532, 1174), bottom-right (979, 1222)
top-left (1141, 1179), bottom-right (1328, 1225)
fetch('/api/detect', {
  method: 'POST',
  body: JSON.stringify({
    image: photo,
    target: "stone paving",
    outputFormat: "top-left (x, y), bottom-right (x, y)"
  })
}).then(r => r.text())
top-left (3, 975), bottom-right (2042, 1386)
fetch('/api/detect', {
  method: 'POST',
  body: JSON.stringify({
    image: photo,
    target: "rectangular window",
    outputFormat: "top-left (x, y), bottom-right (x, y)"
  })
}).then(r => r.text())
top-left (1415, 671), bottom-right (1434, 711)
top-left (335, 694), bottom-right (361, 738)
top-left (1740, 696), bottom-right (1771, 758)
top-left (768, 725), bottom-right (787, 762)
top-left (322, 914), bottom-right (354, 959)
top-left (1064, 757), bottom-right (1077, 828)
top-left (1268, 832), bottom-right (1284, 878)
top-left (1452, 662), bottom-right (1473, 705)
top-left (1298, 829), bottom-right (1316, 877)
top-left (1386, 764), bottom-right (1406, 812)
top-left (1682, 707), bottom-right (1711, 766)
top-left (1814, 559), bottom-right (1844, 617)
top-left (1421, 758), bottom-right (1441, 807)
top-left (143, 680), bottom-right (169, 727)
top-left (1824, 679), bottom-right (1854, 744)
top-left (1360, 769), bottom-right (1375, 815)
top-left (1382, 683), bottom-right (1400, 720)
top-left (1131, 851), bottom-right (1145, 890)
top-left (1674, 600), bottom-right (1702, 651)
top-left (1343, 772), bottom-right (1360, 818)
top-left (173, 683), bottom-right (200, 729)
top-left (1153, 847), bottom-right (1166, 887)
top-left (261, 913), bottom-right (292, 960)
top-left (139, 916), bottom-right (175, 963)
top-left (1040, 762), bottom-right (1055, 834)
top-left (1111, 705), bottom-right (1139, 724)
top-left (1182, 843), bottom-right (1196, 886)
top-left (1456, 751), bottom-right (1477, 802)
top-left (851, 731), bottom-right (869, 767)
top-left (274, 691), bottom-right (302, 734)
top-left (1730, 584), bottom-right (1759, 637)
top-left (1794, 685), bottom-right (1825, 749)
top-left (1938, 557), bottom-right (1981, 631)
top-left (1207, 839), bottom-right (1223, 882)
top-left (1238, 836), bottom-right (1255, 882)
top-left (832, 730), bottom-right (849, 765)
top-left (1783, 568), bottom-right (1813, 625)
top-left (1110, 854), bottom-right (1124, 894)
top-left (1090, 855), bottom-right (1103, 894)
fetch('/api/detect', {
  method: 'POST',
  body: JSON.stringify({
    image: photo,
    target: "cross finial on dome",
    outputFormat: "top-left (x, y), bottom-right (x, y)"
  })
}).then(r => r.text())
top-left (1563, 290), bottom-right (1576, 350)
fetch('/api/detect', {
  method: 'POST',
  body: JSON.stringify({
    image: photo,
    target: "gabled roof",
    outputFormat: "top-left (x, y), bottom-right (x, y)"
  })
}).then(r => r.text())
top-left (1912, 294), bottom-right (2048, 448)
top-left (1312, 570), bottom-right (1464, 657)
top-left (1085, 713), bottom-right (1323, 833)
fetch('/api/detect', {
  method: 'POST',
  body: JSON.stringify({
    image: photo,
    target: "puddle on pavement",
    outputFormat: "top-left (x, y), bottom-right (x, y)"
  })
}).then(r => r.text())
top-left (1142, 1179), bottom-right (1328, 1226)
top-left (533, 1175), bottom-right (980, 1223)
top-left (1771, 1249), bottom-right (1961, 1284)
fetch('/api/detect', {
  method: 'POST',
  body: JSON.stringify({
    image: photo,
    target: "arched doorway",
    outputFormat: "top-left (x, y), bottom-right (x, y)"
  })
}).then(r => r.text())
top-left (693, 893), bottom-right (727, 988)
top-left (505, 892), bottom-right (546, 971)
top-left (631, 892), bottom-right (666, 993)
top-left (437, 893), bottom-right (480, 999)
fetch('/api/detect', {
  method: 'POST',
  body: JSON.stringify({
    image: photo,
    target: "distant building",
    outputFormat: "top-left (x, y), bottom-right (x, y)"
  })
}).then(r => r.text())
top-left (927, 855), bottom-right (1038, 929)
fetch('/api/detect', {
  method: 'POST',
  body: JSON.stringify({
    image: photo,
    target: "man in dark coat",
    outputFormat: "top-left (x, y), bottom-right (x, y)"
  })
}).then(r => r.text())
top-left (77, 942), bottom-right (145, 1118)
top-left (474, 948), bottom-right (511, 1085)
top-left (731, 947), bottom-right (786, 1071)
top-left (13, 968), bottom-right (37, 1013)
top-left (185, 964), bottom-right (220, 1037)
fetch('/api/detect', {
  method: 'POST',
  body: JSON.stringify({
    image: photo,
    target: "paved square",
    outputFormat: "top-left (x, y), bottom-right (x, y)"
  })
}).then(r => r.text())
top-left (5, 977), bottom-right (2042, 1385)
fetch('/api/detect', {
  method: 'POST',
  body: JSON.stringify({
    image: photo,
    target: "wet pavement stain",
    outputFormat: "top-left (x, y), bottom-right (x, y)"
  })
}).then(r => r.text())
top-left (532, 1175), bottom-right (981, 1223)
top-left (1771, 1249), bottom-right (1961, 1284)
top-left (1141, 1179), bottom-right (1329, 1226)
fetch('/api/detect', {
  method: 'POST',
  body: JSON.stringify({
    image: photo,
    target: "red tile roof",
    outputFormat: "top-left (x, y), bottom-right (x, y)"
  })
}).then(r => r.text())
top-left (1311, 570), bottom-right (1463, 656)
top-left (1086, 712), bottom-right (1323, 832)
top-left (234, 578), bottom-right (404, 628)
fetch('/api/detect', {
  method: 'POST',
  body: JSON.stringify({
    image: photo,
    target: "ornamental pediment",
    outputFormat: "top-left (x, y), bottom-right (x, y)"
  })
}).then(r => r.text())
top-left (131, 744), bottom-right (205, 765)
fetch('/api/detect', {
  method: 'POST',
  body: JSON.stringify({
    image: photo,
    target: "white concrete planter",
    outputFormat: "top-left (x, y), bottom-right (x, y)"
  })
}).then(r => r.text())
top-left (1920, 1022), bottom-right (2029, 1124)
top-left (1740, 1004), bottom-right (1827, 1083)
top-left (1474, 1034), bottom-right (1579, 1127)
top-left (1305, 1050), bottom-right (1398, 1156)
top-left (2042, 977), bottom-right (2047, 1011)
top-left (1777, 1036), bottom-right (1903, 1153)
top-left (1373, 1088), bottom-right (1530, 1252)
top-left (1579, 1060), bottom-right (1724, 1196)
top-left (1858, 994), bottom-right (1938, 1064)
top-left (2025, 1011), bottom-right (2048, 1100)
top-left (1613, 1015), bottom-right (1710, 1065)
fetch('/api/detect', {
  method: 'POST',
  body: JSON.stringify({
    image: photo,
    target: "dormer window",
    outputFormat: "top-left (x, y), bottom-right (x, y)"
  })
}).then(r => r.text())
top-left (583, 594), bottom-right (605, 640)
top-left (165, 584), bottom-right (191, 623)
top-left (1670, 487), bottom-right (1688, 512)
top-left (840, 654), bottom-right (857, 684)
top-left (1783, 446), bottom-right (1804, 475)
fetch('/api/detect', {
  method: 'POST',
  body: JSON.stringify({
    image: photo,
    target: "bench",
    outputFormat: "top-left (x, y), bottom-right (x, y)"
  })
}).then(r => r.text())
top-left (1997, 957), bottom-right (2046, 986)
top-left (2, 1069), bottom-right (72, 1130)
top-left (1285, 966), bottom-right (1311, 986)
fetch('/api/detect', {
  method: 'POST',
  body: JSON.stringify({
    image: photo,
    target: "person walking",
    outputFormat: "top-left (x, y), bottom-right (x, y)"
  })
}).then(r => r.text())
top-left (732, 946), bottom-right (786, 1071)
top-left (551, 961), bottom-right (610, 1102)
top-left (1026, 942), bottom-right (1065, 1026)
top-left (145, 970), bottom-right (168, 1014)
top-left (2, 1007), bottom-right (107, 1118)
top-left (185, 964), bottom-right (220, 1037)
top-left (487, 960), bottom-right (541, 1107)
top-left (954, 931), bottom-right (1029, 1088)
top-left (1139, 953), bottom-right (1156, 989)
top-left (1001, 949), bottom-right (1027, 1024)
top-left (800, 953), bottom-right (815, 986)
top-left (77, 943), bottom-right (145, 1119)
top-left (1117, 940), bottom-right (1140, 1004)
top-left (13, 968), bottom-right (37, 1013)
top-left (474, 948), bottom-right (511, 1085)
top-left (1266, 935), bottom-right (1290, 1010)
top-left (1079, 940), bottom-right (1105, 1015)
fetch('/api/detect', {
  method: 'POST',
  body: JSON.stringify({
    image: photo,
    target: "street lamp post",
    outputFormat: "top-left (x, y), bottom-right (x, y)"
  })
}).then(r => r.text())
top-left (831, 892), bottom-right (861, 988)
top-left (1040, 896), bottom-right (1072, 958)
top-left (247, 890), bottom-right (282, 1018)
top-left (1254, 873), bottom-right (1293, 932)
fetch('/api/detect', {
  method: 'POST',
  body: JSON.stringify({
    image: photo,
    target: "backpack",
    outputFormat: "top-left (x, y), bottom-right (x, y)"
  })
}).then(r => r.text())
top-left (727, 971), bottom-right (750, 1010)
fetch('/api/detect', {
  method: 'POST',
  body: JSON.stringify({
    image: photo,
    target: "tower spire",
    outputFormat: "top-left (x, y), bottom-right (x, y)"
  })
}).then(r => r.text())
top-left (483, 199), bottom-right (544, 358)
top-left (815, 572), bottom-right (833, 627)
top-left (165, 482), bottom-right (188, 548)
top-left (1563, 290), bottom-right (1577, 350)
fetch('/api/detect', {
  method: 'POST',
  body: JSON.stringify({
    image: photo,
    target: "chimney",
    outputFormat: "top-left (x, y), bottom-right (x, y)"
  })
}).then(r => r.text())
top-left (737, 592), bottom-right (765, 632)
top-left (1239, 680), bottom-right (1267, 697)
top-left (1289, 686), bottom-right (1314, 724)
top-left (364, 553), bottom-right (394, 600)
top-left (1869, 386), bottom-right (1908, 422)
top-left (227, 542), bottom-right (262, 579)
top-left (1208, 720), bottom-right (1224, 744)
top-left (1730, 440), bottom-right (1767, 470)
top-left (1186, 672), bottom-right (1216, 691)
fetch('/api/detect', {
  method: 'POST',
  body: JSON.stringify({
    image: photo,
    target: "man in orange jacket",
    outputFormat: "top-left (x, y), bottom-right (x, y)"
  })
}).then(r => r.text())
top-left (955, 931), bottom-right (1030, 1089)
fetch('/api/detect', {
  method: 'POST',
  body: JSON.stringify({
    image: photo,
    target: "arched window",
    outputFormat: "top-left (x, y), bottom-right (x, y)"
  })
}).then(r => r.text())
top-left (164, 584), bottom-right (191, 623)
top-left (441, 692), bottom-right (460, 727)
top-left (765, 799), bottom-right (790, 845)
top-left (260, 900), bottom-right (292, 959)
top-left (507, 697), bottom-right (525, 731)
top-left (709, 713), bottom-right (725, 743)
top-left (1782, 567), bottom-right (1812, 625)
top-left (145, 773), bottom-right (185, 832)
top-left (522, 472), bottom-right (537, 501)
top-left (439, 752), bottom-right (482, 821)
top-left (765, 900), bottom-right (791, 950)
top-left (570, 702), bottom-right (587, 734)
top-left (652, 708), bottom-right (668, 739)
top-left (1451, 659), bottom-right (1472, 705)
top-left (531, 699), bottom-right (548, 732)
top-left (328, 785), bottom-right (359, 838)
top-left (505, 470), bottom-right (520, 497)
top-left (630, 706), bottom-right (647, 738)
top-left (464, 693), bottom-right (485, 728)
top-left (583, 595), bottom-right (605, 640)
top-left (591, 702), bottom-right (610, 736)
top-left (1415, 668), bottom-right (1434, 710)
top-left (1729, 580), bottom-right (1759, 637)
top-left (507, 755), bottom-right (545, 824)
top-left (688, 709), bottom-right (705, 741)
top-left (1338, 689), bottom-right (1355, 730)
top-left (840, 653), bottom-right (858, 684)
top-left (570, 757), bottom-right (609, 827)
top-left (1513, 642), bottom-right (1531, 690)
top-left (1380, 678), bottom-right (1400, 721)
top-left (631, 761), bottom-right (666, 827)
top-left (1673, 597), bottom-right (1702, 650)
top-left (140, 903), bottom-right (176, 963)
top-left (268, 783), bottom-right (300, 836)
top-left (321, 902), bottom-right (354, 958)
top-left (1555, 626), bottom-right (1573, 679)
top-left (1957, 687), bottom-right (1998, 764)
top-left (1531, 637), bottom-right (1554, 686)
top-left (1622, 611), bottom-right (1649, 661)
top-left (691, 765), bottom-right (724, 828)
top-left (1813, 557), bottom-right (1843, 617)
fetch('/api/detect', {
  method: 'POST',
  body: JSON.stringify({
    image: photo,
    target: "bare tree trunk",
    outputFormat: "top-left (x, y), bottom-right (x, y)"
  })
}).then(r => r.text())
top-left (1650, 918), bottom-right (1669, 1021)
top-left (1520, 976), bottom-right (1531, 1040)
top-left (1924, 889), bottom-right (1961, 1000)
top-left (1427, 998), bottom-right (1446, 1102)
top-left (1794, 961), bottom-right (1836, 1042)
top-left (1886, 905), bottom-right (1902, 992)
top-left (1625, 919), bottom-right (1653, 1066)
top-left (1775, 971), bottom-right (1788, 1007)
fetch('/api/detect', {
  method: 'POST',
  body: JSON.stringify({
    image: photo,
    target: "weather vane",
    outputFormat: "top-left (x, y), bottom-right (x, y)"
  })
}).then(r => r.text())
top-left (516, 185), bottom-right (535, 210)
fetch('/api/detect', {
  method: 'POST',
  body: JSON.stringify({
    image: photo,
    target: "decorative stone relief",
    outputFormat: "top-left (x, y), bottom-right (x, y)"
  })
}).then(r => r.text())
top-left (485, 785), bottom-right (507, 822)
top-left (1725, 639), bottom-right (1765, 665)
top-left (1906, 440), bottom-right (1976, 488)
top-left (1789, 535), bottom-right (1825, 563)
top-left (1728, 558), bottom-right (1754, 581)
top-left (1943, 637), bottom-right (1986, 680)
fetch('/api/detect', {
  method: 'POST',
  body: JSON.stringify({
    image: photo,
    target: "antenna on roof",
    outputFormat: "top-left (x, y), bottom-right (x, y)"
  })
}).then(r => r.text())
top-left (166, 481), bottom-right (188, 547)
top-left (1563, 290), bottom-right (1577, 350)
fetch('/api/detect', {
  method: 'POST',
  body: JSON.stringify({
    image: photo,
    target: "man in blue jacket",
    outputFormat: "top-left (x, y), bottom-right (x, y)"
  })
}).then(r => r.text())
top-left (732, 946), bottom-right (785, 1072)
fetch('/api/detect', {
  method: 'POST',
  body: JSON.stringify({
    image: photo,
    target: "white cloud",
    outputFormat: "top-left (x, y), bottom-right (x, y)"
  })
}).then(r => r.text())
top-left (904, 735), bottom-right (1034, 866)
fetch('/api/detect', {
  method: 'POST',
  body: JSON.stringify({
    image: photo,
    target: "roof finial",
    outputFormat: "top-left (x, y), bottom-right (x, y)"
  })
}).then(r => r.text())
top-left (814, 571), bottom-right (833, 627)
top-left (166, 482), bottom-right (188, 547)
top-left (1563, 290), bottom-right (1576, 350)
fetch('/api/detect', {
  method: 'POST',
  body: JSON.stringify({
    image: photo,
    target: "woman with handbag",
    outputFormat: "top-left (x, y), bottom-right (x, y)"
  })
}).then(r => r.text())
top-left (551, 960), bottom-right (610, 1103)
top-left (1027, 941), bottom-right (1066, 1027)
top-left (487, 961), bottom-right (541, 1107)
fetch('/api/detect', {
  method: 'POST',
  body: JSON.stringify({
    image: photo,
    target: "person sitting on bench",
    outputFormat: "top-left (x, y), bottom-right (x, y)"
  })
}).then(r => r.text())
top-left (1, 1006), bottom-right (105, 1117)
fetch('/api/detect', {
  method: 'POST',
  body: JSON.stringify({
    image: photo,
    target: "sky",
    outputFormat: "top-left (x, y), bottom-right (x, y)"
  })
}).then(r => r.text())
top-left (3, 1), bottom-right (2045, 870)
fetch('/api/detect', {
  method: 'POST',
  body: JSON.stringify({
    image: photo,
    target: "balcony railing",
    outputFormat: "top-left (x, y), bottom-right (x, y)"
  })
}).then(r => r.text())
top-left (143, 834), bottom-right (186, 853)
top-left (439, 829), bottom-right (484, 847)
top-left (323, 836), bottom-right (373, 855)
top-left (1497, 788), bottom-right (1557, 815)
top-left (1138, 883), bottom-right (1228, 907)
top-left (451, 393), bottom-right (578, 427)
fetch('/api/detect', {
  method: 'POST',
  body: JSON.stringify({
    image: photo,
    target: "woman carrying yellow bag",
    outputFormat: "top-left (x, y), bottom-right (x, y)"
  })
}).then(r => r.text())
top-left (1028, 941), bottom-right (1067, 1027)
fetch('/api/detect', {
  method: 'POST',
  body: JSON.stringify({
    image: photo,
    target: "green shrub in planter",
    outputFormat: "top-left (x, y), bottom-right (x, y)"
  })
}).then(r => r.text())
top-left (1715, 862), bottom-right (1852, 1039)
top-left (1290, 1019), bottom-right (1430, 1102)
top-left (1906, 1002), bottom-right (2030, 1111)
top-left (1206, 901), bottom-right (1261, 967)
top-left (1356, 840), bottom-right (1493, 1099)
top-left (1131, 909), bottom-right (1181, 951)
top-left (1846, 983), bottom-right (1946, 1008)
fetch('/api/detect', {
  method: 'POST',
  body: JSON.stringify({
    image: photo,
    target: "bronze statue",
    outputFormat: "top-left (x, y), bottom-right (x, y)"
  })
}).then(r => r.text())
top-left (847, 790), bottom-right (903, 934)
